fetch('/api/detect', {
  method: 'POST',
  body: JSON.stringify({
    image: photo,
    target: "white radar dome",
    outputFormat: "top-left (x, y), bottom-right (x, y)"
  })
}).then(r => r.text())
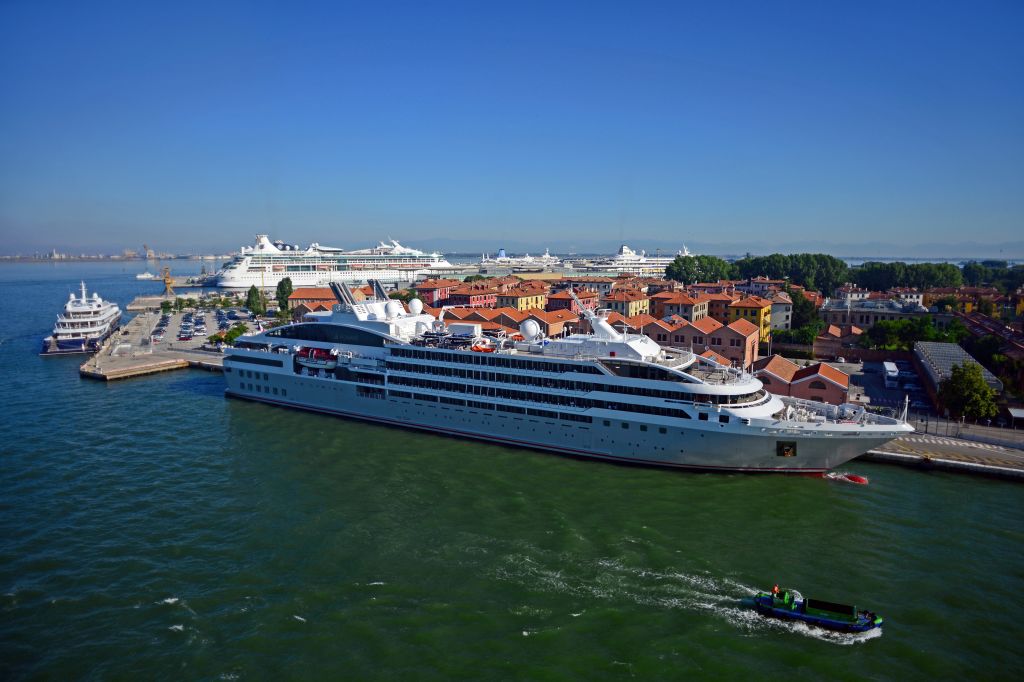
top-left (519, 319), bottom-right (541, 341)
top-left (384, 300), bottom-right (403, 319)
top-left (408, 298), bottom-right (423, 315)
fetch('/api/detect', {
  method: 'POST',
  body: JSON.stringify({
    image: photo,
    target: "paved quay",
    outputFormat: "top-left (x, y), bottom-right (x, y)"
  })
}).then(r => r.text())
top-left (80, 310), bottom-right (247, 381)
top-left (863, 433), bottom-right (1024, 481)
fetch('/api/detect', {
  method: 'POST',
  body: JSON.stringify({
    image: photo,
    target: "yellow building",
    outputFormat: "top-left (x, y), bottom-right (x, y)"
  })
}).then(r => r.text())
top-left (728, 296), bottom-right (773, 343)
top-left (496, 290), bottom-right (547, 311)
top-left (602, 290), bottom-right (650, 318)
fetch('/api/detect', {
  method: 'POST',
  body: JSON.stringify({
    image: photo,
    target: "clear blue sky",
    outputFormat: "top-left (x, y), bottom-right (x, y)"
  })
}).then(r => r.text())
top-left (1, 0), bottom-right (1022, 256)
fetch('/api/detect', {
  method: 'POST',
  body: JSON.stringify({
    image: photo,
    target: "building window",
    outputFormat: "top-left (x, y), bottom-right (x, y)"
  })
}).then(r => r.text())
top-left (809, 380), bottom-right (827, 390)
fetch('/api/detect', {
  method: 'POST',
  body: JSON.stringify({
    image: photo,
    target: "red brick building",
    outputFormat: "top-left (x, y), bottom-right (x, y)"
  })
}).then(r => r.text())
top-left (546, 288), bottom-right (599, 314)
top-left (413, 278), bottom-right (463, 306)
top-left (753, 355), bottom-right (850, 405)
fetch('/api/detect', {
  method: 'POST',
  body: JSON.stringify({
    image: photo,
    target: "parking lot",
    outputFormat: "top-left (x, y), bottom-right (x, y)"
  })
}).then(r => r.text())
top-left (145, 309), bottom-right (255, 351)
top-left (808, 358), bottom-right (933, 416)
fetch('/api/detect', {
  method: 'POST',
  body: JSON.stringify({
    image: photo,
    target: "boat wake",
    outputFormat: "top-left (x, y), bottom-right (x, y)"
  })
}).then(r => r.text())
top-left (494, 550), bottom-right (881, 645)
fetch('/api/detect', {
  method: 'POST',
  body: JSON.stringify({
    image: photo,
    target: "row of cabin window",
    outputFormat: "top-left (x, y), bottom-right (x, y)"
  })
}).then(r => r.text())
top-left (389, 390), bottom-right (593, 422)
top-left (241, 382), bottom-right (287, 397)
top-left (386, 375), bottom-right (692, 419)
top-left (385, 360), bottom-right (765, 406)
top-left (391, 346), bottom-right (603, 375)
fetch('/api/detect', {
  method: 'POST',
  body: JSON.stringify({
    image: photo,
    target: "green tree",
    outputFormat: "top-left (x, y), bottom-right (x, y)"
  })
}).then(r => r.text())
top-left (785, 284), bottom-right (818, 329)
top-left (932, 295), bottom-right (958, 312)
top-left (389, 288), bottom-right (420, 303)
top-left (962, 261), bottom-right (991, 286)
top-left (223, 323), bottom-right (250, 346)
top-left (666, 255), bottom-right (735, 284)
top-left (938, 362), bottom-right (998, 421)
top-left (246, 285), bottom-right (266, 315)
top-left (160, 300), bottom-right (172, 313)
top-left (464, 274), bottom-right (487, 282)
top-left (732, 253), bottom-right (847, 294)
top-left (275, 277), bottom-right (294, 311)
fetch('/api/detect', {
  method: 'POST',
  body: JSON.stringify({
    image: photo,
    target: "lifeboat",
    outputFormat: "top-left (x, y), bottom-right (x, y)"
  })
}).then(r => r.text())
top-left (470, 339), bottom-right (496, 353)
top-left (295, 346), bottom-right (339, 370)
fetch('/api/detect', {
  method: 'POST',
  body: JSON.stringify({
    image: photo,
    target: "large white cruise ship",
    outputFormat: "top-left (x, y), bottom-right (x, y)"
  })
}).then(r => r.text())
top-left (41, 282), bottom-right (122, 355)
top-left (214, 235), bottom-right (454, 289)
top-left (222, 285), bottom-right (912, 473)
top-left (584, 244), bottom-right (694, 276)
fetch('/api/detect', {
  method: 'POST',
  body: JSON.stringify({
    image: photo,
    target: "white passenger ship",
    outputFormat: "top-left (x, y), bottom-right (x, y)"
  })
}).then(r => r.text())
top-left (41, 282), bottom-right (122, 355)
top-left (582, 244), bottom-right (694, 276)
top-left (223, 285), bottom-right (911, 473)
top-left (214, 235), bottom-right (453, 289)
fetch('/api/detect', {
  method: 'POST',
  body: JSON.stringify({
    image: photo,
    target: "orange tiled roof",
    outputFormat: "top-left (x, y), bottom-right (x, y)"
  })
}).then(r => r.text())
top-left (726, 318), bottom-right (759, 336)
top-left (752, 354), bottom-right (800, 383)
top-left (700, 349), bottom-right (732, 366)
top-left (288, 287), bottom-right (338, 301)
top-left (548, 288), bottom-right (599, 300)
top-left (624, 313), bottom-right (658, 328)
top-left (793, 363), bottom-right (850, 389)
top-left (729, 295), bottom-right (772, 309)
top-left (529, 309), bottom-right (578, 323)
top-left (690, 317), bottom-right (723, 334)
top-left (603, 290), bottom-right (648, 302)
top-left (414, 278), bottom-right (462, 289)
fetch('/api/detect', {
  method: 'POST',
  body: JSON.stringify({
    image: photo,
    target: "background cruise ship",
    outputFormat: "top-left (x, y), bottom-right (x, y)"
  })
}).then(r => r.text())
top-left (214, 235), bottom-right (454, 289)
top-left (222, 283), bottom-right (912, 473)
top-left (581, 244), bottom-right (695, 276)
top-left (41, 282), bottom-right (121, 355)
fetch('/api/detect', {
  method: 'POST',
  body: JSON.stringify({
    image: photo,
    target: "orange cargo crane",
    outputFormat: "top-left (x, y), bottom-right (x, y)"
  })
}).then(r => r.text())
top-left (161, 267), bottom-right (174, 297)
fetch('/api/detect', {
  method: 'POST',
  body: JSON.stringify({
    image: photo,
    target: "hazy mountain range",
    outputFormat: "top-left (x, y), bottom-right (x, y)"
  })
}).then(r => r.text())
top-left (8, 237), bottom-right (1024, 261)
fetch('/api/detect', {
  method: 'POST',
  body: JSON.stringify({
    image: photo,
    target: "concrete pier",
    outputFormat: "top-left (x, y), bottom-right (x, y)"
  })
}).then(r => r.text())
top-left (79, 310), bottom-right (243, 381)
top-left (861, 433), bottom-right (1024, 481)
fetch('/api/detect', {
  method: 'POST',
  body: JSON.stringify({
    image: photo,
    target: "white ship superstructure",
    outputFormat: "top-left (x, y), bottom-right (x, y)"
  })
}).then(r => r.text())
top-left (223, 285), bottom-right (912, 473)
top-left (586, 244), bottom-right (694, 276)
top-left (214, 235), bottom-right (454, 289)
top-left (41, 282), bottom-right (122, 355)
top-left (481, 248), bottom-right (561, 268)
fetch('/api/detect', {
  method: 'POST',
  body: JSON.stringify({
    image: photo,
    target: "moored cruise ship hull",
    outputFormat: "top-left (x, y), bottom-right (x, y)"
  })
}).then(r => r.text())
top-left (224, 371), bottom-right (901, 473)
top-left (215, 268), bottom-right (425, 289)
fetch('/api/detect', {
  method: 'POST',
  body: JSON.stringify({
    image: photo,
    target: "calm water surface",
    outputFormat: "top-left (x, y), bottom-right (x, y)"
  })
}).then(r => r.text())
top-left (1, 263), bottom-right (1022, 680)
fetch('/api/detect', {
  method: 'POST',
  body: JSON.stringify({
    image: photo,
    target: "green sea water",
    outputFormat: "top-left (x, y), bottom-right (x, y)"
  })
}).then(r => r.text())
top-left (2, 263), bottom-right (1022, 680)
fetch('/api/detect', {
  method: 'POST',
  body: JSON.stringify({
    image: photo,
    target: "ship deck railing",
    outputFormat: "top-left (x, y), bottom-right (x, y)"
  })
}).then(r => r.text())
top-left (779, 396), bottom-right (905, 426)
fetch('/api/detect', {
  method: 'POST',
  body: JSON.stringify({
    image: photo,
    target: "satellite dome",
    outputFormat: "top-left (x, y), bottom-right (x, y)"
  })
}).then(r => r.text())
top-left (408, 298), bottom-right (423, 315)
top-left (384, 300), bottom-right (403, 319)
top-left (519, 319), bottom-right (541, 341)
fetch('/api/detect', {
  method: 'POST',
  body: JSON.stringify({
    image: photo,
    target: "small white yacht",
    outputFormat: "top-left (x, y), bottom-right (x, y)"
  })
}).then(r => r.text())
top-left (41, 282), bottom-right (122, 355)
